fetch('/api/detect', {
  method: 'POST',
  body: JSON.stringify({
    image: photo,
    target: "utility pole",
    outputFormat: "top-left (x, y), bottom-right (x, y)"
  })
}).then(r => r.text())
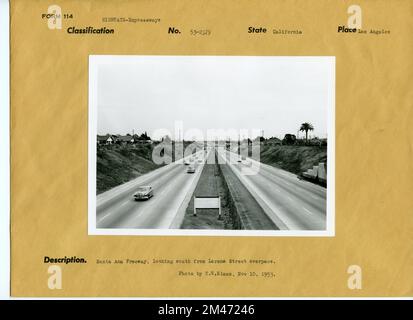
top-left (238, 133), bottom-right (240, 155)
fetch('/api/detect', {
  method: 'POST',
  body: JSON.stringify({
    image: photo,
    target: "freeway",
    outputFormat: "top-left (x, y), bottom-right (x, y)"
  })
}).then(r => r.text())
top-left (96, 145), bottom-right (327, 231)
top-left (96, 151), bottom-right (206, 229)
top-left (217, 149), bottom-right (327, 230)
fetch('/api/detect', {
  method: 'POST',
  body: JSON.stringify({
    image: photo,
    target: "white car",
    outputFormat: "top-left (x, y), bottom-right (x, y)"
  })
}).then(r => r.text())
top-left (133, 186), bottom-right (154, 200)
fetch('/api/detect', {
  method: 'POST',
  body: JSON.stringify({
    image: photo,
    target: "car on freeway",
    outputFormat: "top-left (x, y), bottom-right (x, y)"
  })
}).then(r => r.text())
top-left (187, 166), bottom-right (196, 173)
top-left (184, 160), bottom-right (190, 165)
top-left (133, 186), bottom-right (154, 201)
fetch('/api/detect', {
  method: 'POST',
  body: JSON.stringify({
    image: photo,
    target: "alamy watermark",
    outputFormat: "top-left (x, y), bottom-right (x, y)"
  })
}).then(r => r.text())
top-left (150, 121), bottom-right (262, 175)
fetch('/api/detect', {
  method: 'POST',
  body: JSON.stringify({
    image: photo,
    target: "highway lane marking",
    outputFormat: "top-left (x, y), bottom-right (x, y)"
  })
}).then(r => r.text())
top-left (223, 150), bottom-right (326, 229)
top-left (96, 197), bottom-right (138, 223)
top-left (129, 208), bottom-right (148, 225)
top-left (96, 151), bottom-right (205, 207)
top-left (97, 200), bottom-right (135, 225)
top-left (97, 202), bottom-right (130, 224)
top-left (159, 180), bottom-right (181, 196)
top-left (120, 200), bottom-right (130, 207)
top-left (221, 154), bottom-right (290, 230)
top-left (169, 155), bottom-right (208, 228)
top-left (122, 158), bottom-right (206, 228)
top-left (96, 164), bottom-right (176, 203)
top-left (158, 163), bottom-right (197, 197)
top-left (97, 212), bottom-right (111, 224)
top-left (259, 170), bottom-right (326, 203)
top-left (303, 207), bottom-right (313, 215)
top-left (251, 170), bottom-right (325, 216)
top-left (115, 197), bottom-right (159, 227)
top-left (261, 179), bottom-right (281, 191)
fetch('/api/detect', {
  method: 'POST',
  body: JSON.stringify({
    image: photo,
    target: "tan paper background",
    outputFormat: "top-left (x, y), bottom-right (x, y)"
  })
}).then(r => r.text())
top-left (10, 0), bottom-right (413, 297)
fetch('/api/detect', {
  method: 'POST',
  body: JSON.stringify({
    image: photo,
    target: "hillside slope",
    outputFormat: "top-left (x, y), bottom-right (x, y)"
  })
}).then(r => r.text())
top-left (239, 144), bottom-right (327, 176)
top-left (260, 145), bottom-right (327, 175)
top-left (97, 145), bottom-right (161, 194)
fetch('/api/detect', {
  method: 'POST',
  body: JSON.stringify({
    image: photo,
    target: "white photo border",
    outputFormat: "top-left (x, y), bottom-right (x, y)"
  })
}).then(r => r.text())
top-left (88, 55), bottom-right (335, 237)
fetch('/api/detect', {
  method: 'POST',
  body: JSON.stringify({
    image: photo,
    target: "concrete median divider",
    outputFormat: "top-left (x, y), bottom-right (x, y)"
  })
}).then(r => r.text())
top-left (179, 150), bottom-right (244, 229)
top-left (216, 164), bottom-right (244, 230)
top-left (217, 155), bottom-right (280, 230)
top-left (216, 151), bottom-right (289, 230)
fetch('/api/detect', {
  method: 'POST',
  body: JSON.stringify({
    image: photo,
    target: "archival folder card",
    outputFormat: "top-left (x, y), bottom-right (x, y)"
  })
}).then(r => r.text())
top-left (10, 0), bottom-right (413, 297)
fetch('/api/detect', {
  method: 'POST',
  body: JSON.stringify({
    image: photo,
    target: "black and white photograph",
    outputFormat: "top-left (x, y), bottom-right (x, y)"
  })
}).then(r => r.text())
top-left (88, 56), bottom-right (335, 236)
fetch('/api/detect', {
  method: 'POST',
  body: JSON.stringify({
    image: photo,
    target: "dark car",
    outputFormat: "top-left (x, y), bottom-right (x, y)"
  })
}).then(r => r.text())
top-left (133, 186), bottom-right (154, 200)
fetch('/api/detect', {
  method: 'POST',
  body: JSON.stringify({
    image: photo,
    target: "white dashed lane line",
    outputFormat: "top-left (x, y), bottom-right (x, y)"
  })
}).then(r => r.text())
top-left (303, 207), bottom-right (313, 215)
top-left (120, 200), bottom-right (130, 207)
top-left (98, 199), bottom-right (131, 223)
top-left (97, 213), bottom-right (110, 224)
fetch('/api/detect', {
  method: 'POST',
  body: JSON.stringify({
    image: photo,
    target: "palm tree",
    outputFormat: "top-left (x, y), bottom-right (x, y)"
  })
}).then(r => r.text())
top-left (299, 122), bottom-right (314, 142)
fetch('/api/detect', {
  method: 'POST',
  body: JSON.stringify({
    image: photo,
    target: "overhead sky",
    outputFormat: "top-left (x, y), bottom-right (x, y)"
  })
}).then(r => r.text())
top-left (96, 56), bottom-right (334, 140)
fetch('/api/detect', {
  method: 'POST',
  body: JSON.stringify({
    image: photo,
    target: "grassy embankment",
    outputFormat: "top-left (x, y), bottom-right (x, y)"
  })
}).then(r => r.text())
top-left (96, 141), bottom-right (197, 194)
top-left (241, 144), bottom-right (327, 176)
top-left (96, 144), bottom-right (161, 194)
